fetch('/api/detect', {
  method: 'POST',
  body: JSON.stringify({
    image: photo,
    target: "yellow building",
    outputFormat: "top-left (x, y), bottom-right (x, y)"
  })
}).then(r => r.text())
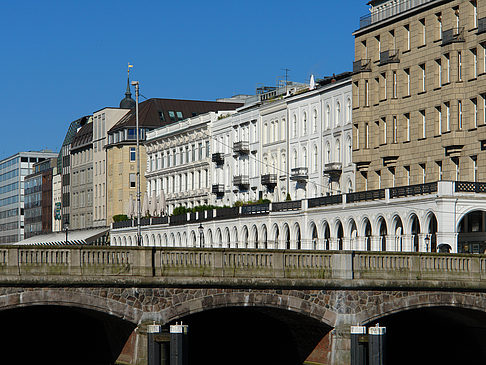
top-left (105, 97), bottom-right (243, 224)
top-left (352, 0), bottom-right (486, 191)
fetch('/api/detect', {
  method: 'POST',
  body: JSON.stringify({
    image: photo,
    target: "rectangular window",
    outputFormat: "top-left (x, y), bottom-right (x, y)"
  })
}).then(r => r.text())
top-left (354, 124), bottom-right (360, 149)
top-left (404, 68), bottom-right (410, 96)
top-left (471, 48), bottom-right (478, 79)
top-left (472, 0), bottom-right (478, 28)
top-left (381, 72), bottom-right (387, 100)
top-left (129, 147), bottom-right (136, 162)
top-left (436, 160), bottom-right (443, 180)
top-left (158, 111), bottom-right (165, 122)
top-left (420, 163), bottom-right (426, 183)
top-left (393, 116), bottom-right (398, 143)
top-left (365, 80), bottom-right (369, 106)
top-left (365, 122), bottom-right (369, 148)
top-left (458, 100), bottom-right (463, 130)
top-left (420, 63), bottom-right (426, 92)
top-left (392, 71), bottom-right (397, 98)
top-left (168, 111), bottom-right (176, 122)
top-left (420, 18), bottom-right (426, 46)
top-left (458, 51), bottom-right (462, 81)
top-left (436, 59), bottom-right (442, 87)
top-left (445, 102), bottom-right (450, 131)
top-left (436, 12), bottom-right (442, 40)
top-left (420, 109), bottom-right (426, 138)
top-left (176, 111), bottom-right (183, 120)
top-left (405, 165), bottom-right (411, 185)
top-left (472, 155), bottom-right (478, 182)
top-left (405, 24), bottom-right (410, 51)
top-left (472, 98), bottom-right (478, 128)
top-left (382, 118), bottom-right (387, 145)
top-left (129, 173), bottom-right (136, 188)
top-left (445, 53), bottom-right (450, 83)
top-left (405, 113), bottom-right (410, 141)
top-left (436, 106), bottom-right (442, 135)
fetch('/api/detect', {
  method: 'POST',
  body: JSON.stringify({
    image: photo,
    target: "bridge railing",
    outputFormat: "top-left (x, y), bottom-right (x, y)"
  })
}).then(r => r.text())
top-left (1, 246), bottom-right (486, 287)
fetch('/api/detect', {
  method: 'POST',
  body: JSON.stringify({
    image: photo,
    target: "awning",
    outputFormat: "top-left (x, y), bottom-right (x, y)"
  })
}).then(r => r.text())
top-left (17, 228), bottom-right (109, 246)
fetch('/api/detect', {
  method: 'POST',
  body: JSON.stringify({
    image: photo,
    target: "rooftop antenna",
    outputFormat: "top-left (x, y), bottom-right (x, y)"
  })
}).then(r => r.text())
top-left (281, 68), bottom-right (290, 94)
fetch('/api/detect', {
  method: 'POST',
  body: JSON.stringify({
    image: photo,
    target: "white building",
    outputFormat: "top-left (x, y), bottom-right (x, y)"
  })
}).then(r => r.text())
top-left (145, 111), bottom-right (236, 214)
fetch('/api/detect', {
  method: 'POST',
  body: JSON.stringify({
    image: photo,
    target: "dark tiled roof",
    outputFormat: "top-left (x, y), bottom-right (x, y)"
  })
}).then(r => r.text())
top-left (108, 98), bottom-right (243, 133)
top-left (71, 122), bottom-right (93, 152)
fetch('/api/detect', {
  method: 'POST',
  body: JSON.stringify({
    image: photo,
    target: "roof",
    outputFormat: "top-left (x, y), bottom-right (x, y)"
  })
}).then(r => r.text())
top-left (71, 122), bottom-right (93, 152)
top-left (108, 98), bottom-right (243, 134)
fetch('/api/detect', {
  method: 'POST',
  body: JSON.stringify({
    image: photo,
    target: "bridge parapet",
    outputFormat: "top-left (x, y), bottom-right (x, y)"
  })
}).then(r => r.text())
top-left (0, 246), bottom-right (485, 289)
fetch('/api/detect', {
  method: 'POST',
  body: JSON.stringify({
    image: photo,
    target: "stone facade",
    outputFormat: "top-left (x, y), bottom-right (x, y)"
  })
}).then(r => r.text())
top-left (352, 0), bottom-right (486, 191)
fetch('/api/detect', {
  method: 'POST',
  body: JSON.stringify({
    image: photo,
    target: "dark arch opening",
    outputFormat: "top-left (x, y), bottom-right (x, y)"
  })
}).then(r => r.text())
top-left (411, 215), bottom-right (420, 252)
top-left (324, 224), bottom-right (330, 250)
top-left (364, 219), bottom-right (372, 251)
top-left (0, 305), bottom-right (135, 364)
top-left (458, 210), bottom-right (486, 253)
top-left (311, 224), bottom-right (318, 250)
top-left (337, 222), bottom-right (344, 250)
top-left (379, 218), bottom-right (387, 251)
top-left (173, 306), bottom-right (332, 365)
top-left (368, 306), bottom-right (486, 365)
top-left (428, 213), bottom-right (438, 252)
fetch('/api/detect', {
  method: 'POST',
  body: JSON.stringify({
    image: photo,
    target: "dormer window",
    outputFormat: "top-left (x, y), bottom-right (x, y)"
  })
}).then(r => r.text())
top-left (168, 111), bottom-right (176, 122)
top-left (158, 111), bottom-right (165, 122)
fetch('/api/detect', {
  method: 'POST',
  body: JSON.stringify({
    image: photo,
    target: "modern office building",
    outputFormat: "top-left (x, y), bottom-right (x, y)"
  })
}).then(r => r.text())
top-left (352, 0), bottom-right (486, 191)
top-left (0, 150), bottom-right (58, 244)
top-left (24, 158), bottom-right (57, 238)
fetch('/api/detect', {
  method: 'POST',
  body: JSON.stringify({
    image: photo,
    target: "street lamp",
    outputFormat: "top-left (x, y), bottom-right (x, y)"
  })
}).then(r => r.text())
top-left (131, 80), bottom-right (142, 246)
top-left (64, 219), bottom-right (69, 245)
top-left (198, 223), bottom-right (204, 247)
top-left (425, 234), bottom-right (431, 252)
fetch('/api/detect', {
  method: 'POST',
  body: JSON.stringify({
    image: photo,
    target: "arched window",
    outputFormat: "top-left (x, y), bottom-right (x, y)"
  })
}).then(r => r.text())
top-left (336, 101), bottom-right (341, 127)
top-left (280, 119), bottom-right (286, 140)
top-left (281, 152), bottom-right (286, 173)
top-left (346, 136), bottom-right (352, 166)
top-left (302, 147), bottom-right (307, 167)
top-left (275, 121), bottom-right (279, 141)
top-left (263, 123), bottom-right (268, 144)
top-left (270, 121), bottom-right (274, 143)
top-left (325, 142), bottom-right (331, 164)
top-left (313, 145), bottom-right (318, 172)
top-left (346, 98), bottom-right (351, 123)
top-left (293, 149), bottom-right (298, 168)
top-left (292, 115), bottom-right (297, 137)
top-left (335, 139), bottom-right (341, 162)
top-left (302, 112), bottom-right (307, 135)
top-left (312, 109), bottom-right (318, 133)
top-left (325, 104), bottom-right (331, 129)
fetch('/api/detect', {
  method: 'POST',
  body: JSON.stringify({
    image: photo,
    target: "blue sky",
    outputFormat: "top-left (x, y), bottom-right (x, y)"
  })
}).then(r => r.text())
top-left (0, 0), bottom-right (368, 159)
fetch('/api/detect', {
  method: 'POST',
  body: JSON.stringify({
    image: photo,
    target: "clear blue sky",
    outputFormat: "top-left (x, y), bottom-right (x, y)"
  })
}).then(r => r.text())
top-left (0, 0), bottom-right (368, 159)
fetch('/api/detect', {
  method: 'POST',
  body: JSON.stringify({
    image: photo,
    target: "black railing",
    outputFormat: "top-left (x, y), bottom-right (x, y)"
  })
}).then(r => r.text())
top-left (389, 182), bottom-right (437, 198)
top-left (261, 174), bottom-right (277, 186)
top-left (455, 181), bottom-right (486, 193)
top-left (152, 216), bottom-right (168, 225)
top-left (308, 194), bottom-right (343, 208)
top-left (353, 59), bottom-right (371, 73)
top-left (478, 17), bottom-right (486, 34)
top-left (212, 152), bottom-right (224, 165)
top-left (140, 218), bottom-right (151, 226)
top-left (379, 49), bottom-right (400, 65)
top-left (442, 27), bottom-right (464, 46)
top-left (215, 207), bottom-right (239, 220)
top-left (113, 220), bottom-right (134, 229)
top-left (272, 200), bottom-right (301, 212)
top-left (346, 189), bottom-right (385, 203)
top-left (169, 214), bottom-right (186, 226)
top-left (241, 203), bottom-right (270, 215)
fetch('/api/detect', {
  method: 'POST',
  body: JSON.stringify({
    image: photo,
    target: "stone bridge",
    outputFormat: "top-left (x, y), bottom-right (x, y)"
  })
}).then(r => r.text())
top-left (2, 246), bottom-right (486, 364)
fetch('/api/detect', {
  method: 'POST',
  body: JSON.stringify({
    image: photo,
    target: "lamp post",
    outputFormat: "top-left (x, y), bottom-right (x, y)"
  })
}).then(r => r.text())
top-left (425, 234), bottom-right (431, 252)
top-left (64, 219), bottom-right (69, 245)
top-left (131, 80), bottom-right (142, 246)
top-left (198, 223), bottom-right (204, 247)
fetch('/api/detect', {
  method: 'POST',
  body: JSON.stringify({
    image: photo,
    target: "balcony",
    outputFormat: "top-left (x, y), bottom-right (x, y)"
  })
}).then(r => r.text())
top-left (323, 162), bottom-right (342, 181)
top-left (379, 49), bottom-right (399, 65)
top-left (233, 175), bottom-right (250, 188)
top-left (353, 59), bottom-right (371, 74)
top-left (478, 17), bottom-right (486, 35)
top-left (212, 152), bottom-right (224, 165)
top-left (290, 167), bottom-right (308, 182)
top-left (212, 184), bottom-right (225, 196)
top-left (233, 141), bottom-right (249, 155)
top-left (442, 28), bottom-right (464, 46)
top-left (261, 174), bottom-right (277, 187)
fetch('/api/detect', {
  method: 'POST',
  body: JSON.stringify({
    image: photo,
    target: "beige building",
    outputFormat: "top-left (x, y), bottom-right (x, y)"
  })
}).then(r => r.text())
top-left (352, 0), bottom-right (486, 191)
top-left (105, 98), bottom-right (243, 224)
top-left (92, 107), bottom-right (131, 227)
top-left (70, 121), bottom-right (94, 230)
top-left (52, 168), bottom-right (62, 233)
